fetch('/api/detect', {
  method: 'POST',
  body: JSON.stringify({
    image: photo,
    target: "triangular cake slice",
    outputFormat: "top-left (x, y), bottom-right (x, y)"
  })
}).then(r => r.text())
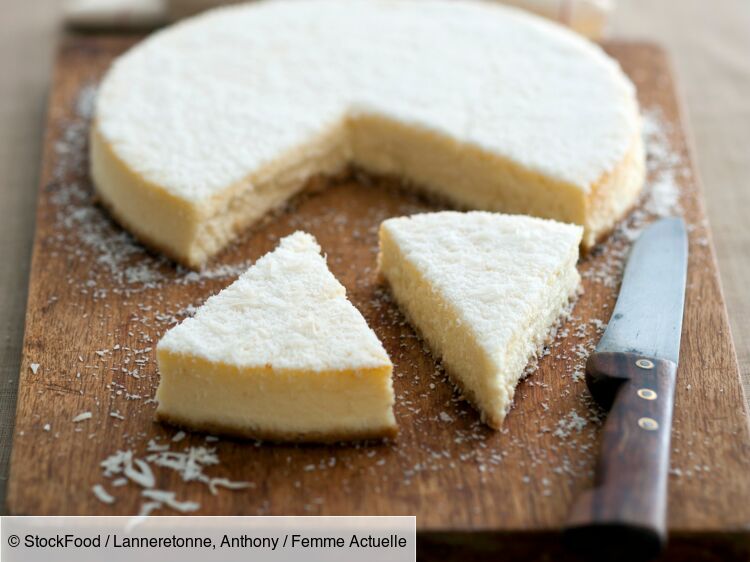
top-left (378, 211), bottom-right (582, 428)
top-left (156, 232), bottom-right (396, 442)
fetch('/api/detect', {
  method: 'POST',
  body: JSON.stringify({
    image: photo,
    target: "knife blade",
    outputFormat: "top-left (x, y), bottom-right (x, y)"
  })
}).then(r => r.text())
top-left (595, 217), bottom-right (688, 364)
top-left (563, 217), bottom-right (689, 561)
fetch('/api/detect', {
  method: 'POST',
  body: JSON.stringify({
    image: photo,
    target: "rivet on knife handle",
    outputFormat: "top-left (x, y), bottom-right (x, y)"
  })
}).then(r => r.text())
top-left (562, 351), bottom-right (677, 560)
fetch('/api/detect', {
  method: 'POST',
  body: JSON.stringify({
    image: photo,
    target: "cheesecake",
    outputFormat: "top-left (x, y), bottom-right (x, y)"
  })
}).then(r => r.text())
top-left (156, 231), bottom-right (397, 441)
top-left (91, 0), bottom-right (643, 268)
top-left (378, 211), bottom-right (582, 428)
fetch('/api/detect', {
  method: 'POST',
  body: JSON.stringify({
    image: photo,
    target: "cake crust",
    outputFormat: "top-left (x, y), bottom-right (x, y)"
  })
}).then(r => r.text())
top-left (155, 411), bottom-right (398, 443)
top-left (96, 188), bottom-right (195, 268)
top-left (94, 137), bottom-right (642, 270)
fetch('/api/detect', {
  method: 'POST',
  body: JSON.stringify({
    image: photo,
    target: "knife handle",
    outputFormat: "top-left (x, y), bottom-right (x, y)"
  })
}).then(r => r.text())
top-left (563, 351), bottom-right (677, 560)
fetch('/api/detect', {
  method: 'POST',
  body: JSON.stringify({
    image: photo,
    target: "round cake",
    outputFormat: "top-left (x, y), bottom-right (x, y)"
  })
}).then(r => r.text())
top-left (91, 0), bottom-right (644, 268)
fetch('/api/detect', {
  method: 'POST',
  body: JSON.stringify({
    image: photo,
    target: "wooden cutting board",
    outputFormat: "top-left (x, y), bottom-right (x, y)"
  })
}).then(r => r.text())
top-left (6, 36), bottom-right (750, 560)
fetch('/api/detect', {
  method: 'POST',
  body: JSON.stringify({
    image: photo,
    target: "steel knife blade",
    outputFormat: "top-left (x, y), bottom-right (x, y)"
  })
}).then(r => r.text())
top-left (595, 217), bottom-right (688, 364)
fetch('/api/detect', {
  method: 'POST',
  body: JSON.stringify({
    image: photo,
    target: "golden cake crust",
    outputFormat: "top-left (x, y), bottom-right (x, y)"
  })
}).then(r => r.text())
top-left (156, 411), bottom-right (398, 443)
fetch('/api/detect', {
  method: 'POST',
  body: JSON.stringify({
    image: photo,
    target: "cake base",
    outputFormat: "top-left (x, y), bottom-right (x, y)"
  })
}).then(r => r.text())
top-left (155, 411), bottom-right (398, 444)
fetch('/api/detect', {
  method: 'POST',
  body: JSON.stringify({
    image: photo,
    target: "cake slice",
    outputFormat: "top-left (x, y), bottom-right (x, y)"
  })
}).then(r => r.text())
top-left (156, 232), bottom-right (396, 441)
top-left (378, 211), bottom-right (582, 428)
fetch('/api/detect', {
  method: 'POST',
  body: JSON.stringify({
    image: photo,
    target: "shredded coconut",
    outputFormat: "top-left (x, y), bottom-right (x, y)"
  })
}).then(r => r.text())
top-left (92, 484), bottom-right (115, 504)
top-left (72, 412), bottom-right (93, 423)
top-left (141, 490), bottom-right (199, 513)
top-left (97, 442), bottom-right (251, 514)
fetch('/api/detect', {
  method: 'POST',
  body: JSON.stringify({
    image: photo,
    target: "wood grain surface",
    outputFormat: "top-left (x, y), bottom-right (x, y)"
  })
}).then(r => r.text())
top-left (5, 36), bottom-right (750, 559)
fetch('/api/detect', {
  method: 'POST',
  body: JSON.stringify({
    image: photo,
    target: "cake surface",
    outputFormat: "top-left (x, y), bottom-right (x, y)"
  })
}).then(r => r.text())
top-left (92, 0), bottom-right (643, 268)
top-left (378, 211), bottom-right (582, 428)
top-left (156, 231), bottom-right (396, 441)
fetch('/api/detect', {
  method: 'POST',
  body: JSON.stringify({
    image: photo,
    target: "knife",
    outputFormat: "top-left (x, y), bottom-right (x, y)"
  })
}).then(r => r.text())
top-left (563, 217), bottom-right (688, 560)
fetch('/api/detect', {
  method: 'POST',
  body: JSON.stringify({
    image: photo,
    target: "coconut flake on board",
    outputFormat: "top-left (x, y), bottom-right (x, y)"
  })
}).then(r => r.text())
top-left (96, 440), bottom-right (252, 514)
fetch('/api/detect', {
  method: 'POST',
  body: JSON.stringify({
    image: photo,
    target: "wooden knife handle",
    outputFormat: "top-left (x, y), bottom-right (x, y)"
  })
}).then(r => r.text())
top-left (563, 352), bottom-right (677, 561)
